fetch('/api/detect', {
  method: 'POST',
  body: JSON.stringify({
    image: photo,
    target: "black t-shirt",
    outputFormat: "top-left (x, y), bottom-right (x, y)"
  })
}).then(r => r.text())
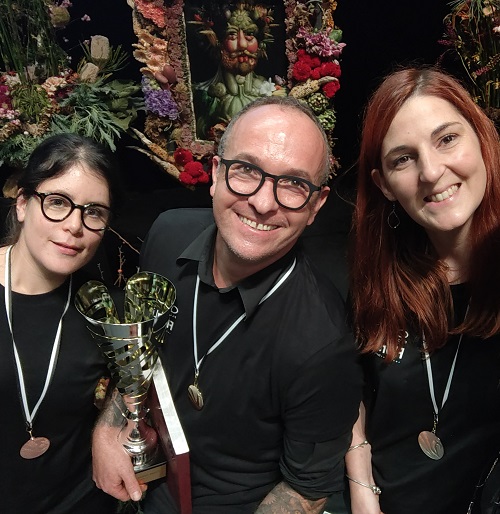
top-left (0, 272), bottom-right (115, 514)
top-left (140, 208), bottom-right (362, 513)
top-left (363, 283), bottom-right (500, 514)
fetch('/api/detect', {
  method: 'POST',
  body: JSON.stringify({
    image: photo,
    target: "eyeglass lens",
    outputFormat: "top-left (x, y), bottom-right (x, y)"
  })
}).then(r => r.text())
top-left (40, 193), bottom-right (110, 231)
top-left (225, 161), bottom-right (313, 209)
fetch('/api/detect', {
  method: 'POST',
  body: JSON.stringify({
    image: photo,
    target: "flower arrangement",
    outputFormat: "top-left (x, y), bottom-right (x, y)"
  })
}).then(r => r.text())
top-left (0, 0), bottom-right (143, 182)
top-left (126, 0), bottom-right (344, 186)
top-left (285, 0), bottom-right (344, 174)
top-left (440, 0), bottom-right (500, 124)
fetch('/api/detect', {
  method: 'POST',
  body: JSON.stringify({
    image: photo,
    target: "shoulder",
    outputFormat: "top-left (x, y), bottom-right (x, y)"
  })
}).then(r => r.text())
top-left (294, 251), bottom-right (346, 317)
top-left (141, 208), bottom-right (213, 273)
top-left (150, 208), bottom-right (214, 232)
top-left (143, 208), bottom-right (213, 252)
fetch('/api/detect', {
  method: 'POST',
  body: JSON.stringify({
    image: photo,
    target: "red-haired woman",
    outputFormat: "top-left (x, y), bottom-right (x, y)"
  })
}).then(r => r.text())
top-left (346, 67), bottom-right (500, 514)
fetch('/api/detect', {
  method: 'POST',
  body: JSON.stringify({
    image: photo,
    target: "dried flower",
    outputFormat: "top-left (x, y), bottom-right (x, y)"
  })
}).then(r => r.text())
top-left (440, 0), bottom-right (500, 112)
top-left (91, 36), bottom-right (111, 62)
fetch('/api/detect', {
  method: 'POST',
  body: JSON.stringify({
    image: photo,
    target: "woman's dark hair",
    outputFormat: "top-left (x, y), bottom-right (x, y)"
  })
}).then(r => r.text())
top-left (4, 133), bottom-right (122, 244)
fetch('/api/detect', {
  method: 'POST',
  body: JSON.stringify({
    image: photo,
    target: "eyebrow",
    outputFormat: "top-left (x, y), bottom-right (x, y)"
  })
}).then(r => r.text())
top-left (230, 153), bottom-right (312, 180)
top-left (41, 190), bottom-right (110, 208)
top-left (383, 121), bottom-right (464, 160)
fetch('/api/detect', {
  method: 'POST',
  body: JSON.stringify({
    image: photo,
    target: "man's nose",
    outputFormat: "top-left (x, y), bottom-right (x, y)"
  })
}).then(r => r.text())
top-left (247, 178), bottom-right (279, 213)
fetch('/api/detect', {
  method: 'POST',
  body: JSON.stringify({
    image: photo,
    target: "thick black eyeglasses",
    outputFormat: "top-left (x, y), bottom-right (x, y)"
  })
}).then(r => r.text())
top-left (30, 191), bottom-right (111, 232)
top-left (220, 158), bottom-right (323, 210)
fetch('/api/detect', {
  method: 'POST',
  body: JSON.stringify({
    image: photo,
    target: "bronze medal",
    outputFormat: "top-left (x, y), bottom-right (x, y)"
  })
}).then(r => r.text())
top-left (20, 436), bottom-right (50, 459)
top-left (418, 430), bottom-right (444, 460)
top-left (188, 384), bottom-right (204, 410)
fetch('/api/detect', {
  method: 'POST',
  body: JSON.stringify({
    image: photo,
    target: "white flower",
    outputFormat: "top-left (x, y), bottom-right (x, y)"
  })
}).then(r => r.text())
top-left (259, 78), bottom-right (276, 96)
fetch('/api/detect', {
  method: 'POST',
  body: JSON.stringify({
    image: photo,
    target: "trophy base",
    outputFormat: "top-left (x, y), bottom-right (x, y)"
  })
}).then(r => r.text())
top-left (135, 448), bottom-right (167, 483)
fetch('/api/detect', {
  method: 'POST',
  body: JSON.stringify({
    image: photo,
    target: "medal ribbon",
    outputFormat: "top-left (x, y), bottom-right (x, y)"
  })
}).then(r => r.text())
top-left (422, 305), bottom-right (469, 428)
top-left (5, 245), bottom-right (72, 432)
top-left (192, 258), bottom-right (297, 376)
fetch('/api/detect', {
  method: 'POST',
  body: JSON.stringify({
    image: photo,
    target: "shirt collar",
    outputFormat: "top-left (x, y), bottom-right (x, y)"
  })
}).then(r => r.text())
top-left (178, 223), bottom-right (296, 319)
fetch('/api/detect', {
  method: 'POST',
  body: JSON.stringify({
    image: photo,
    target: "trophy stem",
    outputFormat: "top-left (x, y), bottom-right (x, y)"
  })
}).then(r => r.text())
top-left (120, 419), bottom-right (159, 470)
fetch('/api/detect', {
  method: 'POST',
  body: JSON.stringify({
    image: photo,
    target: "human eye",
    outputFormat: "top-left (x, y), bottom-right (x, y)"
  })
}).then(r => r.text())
top-left (389, 154), bottom-right (413, 170)
top-left (231, 162), bottom-right (261, 179)
top-left (440, 133), bottom-right (458, 146)
top-left (46, 194), bottom-right (70, 210)
top-left (279, 176), bottom-right (310, 194)
top-left (85, 205), bottom-right (108, 220)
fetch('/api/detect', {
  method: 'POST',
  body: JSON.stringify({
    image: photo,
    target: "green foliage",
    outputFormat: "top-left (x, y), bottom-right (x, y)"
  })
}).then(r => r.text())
top-left (50, 79), bottom-right (143, 151)
top-left (0, 0), bottom-right (67, 82)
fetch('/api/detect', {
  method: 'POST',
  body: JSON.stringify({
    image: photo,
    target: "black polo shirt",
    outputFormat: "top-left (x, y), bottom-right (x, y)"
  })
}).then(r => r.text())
top-left (141, 208), bottom-right (361, 513)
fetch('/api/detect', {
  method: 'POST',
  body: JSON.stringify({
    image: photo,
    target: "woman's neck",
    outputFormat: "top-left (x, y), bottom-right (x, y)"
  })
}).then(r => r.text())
top-left (2, 244), bottom-right (67, 294)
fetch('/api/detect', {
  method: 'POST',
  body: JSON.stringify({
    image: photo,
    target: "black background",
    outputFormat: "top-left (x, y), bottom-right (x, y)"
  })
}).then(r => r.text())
top-left (2, 1), bottom-right (461, 291)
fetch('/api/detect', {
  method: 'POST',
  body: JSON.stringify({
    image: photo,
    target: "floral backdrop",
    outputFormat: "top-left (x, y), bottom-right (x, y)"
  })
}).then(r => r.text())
top-left (0, 0), bottom-right (143, 191)
top-left (440, 0), bottom-right (500, 125)
top-left (127, 0), bottom-right (345, 187)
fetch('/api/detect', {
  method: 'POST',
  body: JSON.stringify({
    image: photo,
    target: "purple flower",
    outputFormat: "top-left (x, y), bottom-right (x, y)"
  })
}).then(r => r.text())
top-left (296, 27), bottom-right (346, 58)
top-left (144, 88), bottom-right (179, 119)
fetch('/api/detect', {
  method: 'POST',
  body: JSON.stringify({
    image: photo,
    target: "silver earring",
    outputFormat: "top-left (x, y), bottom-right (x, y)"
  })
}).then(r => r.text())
top-left (387, 202), bottom-right (400, 229)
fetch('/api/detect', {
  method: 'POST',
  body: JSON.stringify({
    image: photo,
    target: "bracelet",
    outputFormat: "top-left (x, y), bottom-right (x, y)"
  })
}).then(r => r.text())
top-left (345, 475), bottom-right (382, 495)
top-left (347, 440), bottom-right (370, 452)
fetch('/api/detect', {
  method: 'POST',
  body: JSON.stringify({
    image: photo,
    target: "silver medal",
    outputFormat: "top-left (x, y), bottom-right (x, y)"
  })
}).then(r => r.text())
top-left (418, 430), bottom-right (444, 460)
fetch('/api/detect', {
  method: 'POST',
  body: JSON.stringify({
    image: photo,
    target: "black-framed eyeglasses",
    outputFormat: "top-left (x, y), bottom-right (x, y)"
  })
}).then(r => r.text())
top-left (30, 191), bottom-right (111, 232)
top-left (219, 158), bottom-right (323, 210)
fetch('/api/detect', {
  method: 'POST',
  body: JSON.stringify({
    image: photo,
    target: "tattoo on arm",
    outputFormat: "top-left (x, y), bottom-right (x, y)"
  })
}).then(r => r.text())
top-left (255, 481), bottom-right (327, 514)
top-left (96, 388), bottom-right (126, 427)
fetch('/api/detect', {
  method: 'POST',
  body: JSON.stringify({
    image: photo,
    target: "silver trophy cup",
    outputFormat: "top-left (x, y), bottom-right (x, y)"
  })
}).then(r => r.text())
top-left (75, 271), bottom-right (176, 472)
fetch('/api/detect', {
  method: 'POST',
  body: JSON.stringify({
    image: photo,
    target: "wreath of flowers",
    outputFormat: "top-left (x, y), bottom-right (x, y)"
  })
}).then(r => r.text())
top-left (127, 0), bottom-right (345, 186)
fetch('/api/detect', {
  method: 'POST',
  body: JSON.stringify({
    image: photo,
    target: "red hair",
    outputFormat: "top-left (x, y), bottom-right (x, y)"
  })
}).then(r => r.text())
top-left (350, 67), bottom-right (500, 360)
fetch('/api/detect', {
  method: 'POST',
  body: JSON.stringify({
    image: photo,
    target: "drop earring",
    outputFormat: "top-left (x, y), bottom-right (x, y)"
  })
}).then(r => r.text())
top-left (387, 202), bottom-right (400, 229)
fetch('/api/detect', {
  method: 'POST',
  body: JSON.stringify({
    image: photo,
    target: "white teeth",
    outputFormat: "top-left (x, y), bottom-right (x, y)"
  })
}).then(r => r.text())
top-left (239, 216), bottom-right (276, 231)
top-left (428, 185), bottom-right (458, 203)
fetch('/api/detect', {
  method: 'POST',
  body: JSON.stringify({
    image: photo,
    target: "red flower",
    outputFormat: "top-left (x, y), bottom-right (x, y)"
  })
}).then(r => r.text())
top-left (179, 171), bottom-right (197, 185)
top-left (322, 80), bottom-right (340, 98)
top-left (320, 62), bottom-right (341, 78)
top-left (310, 68), bottom-right (322, 80)
top-left (292, 61), bottom-right (312, 81)
top-left (197, 172), bottom-right (210, 184)
top-left (174, 148), bottom-right (193, 166)
top-left (184, 161), bottom-right (204, 178)
top-left (297, 53), bottom-right (313, 68)
top-left (310, 56), bottom-right (322, 68)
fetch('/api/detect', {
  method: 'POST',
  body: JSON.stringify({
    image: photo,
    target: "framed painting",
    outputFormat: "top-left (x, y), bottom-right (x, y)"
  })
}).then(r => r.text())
top-left (128, 0), bottom-right (343, 187)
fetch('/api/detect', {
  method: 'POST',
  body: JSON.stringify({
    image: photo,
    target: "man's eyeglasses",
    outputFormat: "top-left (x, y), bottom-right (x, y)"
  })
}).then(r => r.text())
top-left (219, 158), bottom-right (323, 210)
top-left (30, 191), bottom-right (111, 232)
